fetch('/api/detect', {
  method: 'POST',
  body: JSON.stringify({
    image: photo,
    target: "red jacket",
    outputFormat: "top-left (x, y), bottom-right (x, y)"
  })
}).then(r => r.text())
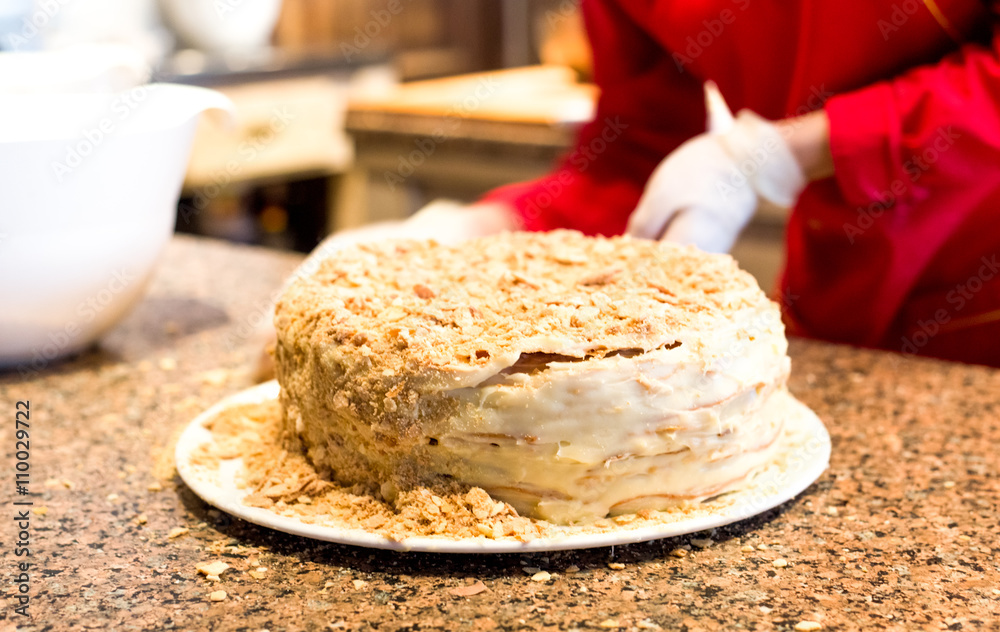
top-left (484, 0), bottom-right (1000, 366)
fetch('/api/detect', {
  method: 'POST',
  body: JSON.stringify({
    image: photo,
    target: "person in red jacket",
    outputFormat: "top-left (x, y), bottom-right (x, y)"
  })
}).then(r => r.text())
top-left (298, 0), bottom-right (1000, 369)
top-left (475, 0), bottom-right (1000, 367)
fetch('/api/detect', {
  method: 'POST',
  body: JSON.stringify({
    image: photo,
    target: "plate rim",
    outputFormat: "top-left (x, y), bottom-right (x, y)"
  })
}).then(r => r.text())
top-left (175, 380), bottom-right (831, 554)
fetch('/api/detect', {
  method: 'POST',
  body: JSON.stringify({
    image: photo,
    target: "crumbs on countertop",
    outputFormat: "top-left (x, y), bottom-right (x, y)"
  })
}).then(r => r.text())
top-left (167, 527), bottom-right (190, 539)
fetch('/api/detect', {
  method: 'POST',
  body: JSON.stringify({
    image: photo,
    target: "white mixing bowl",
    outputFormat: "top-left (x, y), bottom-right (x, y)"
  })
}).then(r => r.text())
top-left (158, 0), bottom-right (283, 53)
top-left (0, 83), bottom-right (233, 371)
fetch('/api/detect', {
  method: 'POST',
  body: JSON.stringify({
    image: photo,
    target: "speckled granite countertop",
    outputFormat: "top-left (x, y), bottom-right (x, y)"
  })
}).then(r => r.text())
top-left (2, 235), bottom-right (998, 632)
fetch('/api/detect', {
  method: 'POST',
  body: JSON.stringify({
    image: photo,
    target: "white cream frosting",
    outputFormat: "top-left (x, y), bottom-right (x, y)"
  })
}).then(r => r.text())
top-left (421, 302), bottom-right (790, 523)
top-left (277, 232), bottom-right (795, 525)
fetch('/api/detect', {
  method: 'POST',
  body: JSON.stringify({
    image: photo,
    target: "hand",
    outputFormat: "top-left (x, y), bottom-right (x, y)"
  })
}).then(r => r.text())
top-left (627, 109), bottom-right (822, 253)
top-left (627, 130), bottom-right (760, 253)
top-left (403, 199), bottom-right (520, 243)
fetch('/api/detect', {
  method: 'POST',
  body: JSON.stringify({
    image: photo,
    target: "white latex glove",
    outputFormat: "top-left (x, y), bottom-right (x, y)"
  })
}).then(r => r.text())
top-left (627, 108), bottom-right (806, 253)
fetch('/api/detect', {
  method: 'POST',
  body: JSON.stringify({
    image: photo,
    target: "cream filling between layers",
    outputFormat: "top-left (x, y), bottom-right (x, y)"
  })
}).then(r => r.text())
top-left (416, 305), bottom-right (790, 523)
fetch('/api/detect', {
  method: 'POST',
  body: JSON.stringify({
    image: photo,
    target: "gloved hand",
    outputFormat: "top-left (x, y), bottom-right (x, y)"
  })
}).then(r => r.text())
top-left (627, 109), bottom-right (806, 253)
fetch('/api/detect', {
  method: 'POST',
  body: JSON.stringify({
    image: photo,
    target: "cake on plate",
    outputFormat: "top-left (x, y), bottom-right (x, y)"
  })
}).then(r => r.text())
top-left (273, 230), bottom-right (791, 524)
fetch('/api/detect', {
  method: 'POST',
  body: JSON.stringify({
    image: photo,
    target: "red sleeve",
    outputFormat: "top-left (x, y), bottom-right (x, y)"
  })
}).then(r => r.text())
top-left (482, 0), bottom-right (703, 236)
top-left (787, 9), bottom-right (1000, 347)
top-left (825, 14), bottom-right (1000, 213)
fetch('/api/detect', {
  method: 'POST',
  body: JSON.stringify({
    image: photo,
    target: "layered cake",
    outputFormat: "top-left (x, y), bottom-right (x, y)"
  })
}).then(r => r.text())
top-left (273, 230), bottom-right (791, 524)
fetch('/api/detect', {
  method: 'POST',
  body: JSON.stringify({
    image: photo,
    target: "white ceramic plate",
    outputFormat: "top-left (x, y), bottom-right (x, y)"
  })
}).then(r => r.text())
top-left (176, 381), bottom-right (830, 553)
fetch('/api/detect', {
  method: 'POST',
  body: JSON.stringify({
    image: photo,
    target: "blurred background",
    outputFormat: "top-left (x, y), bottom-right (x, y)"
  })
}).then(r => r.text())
top-left (0, 0), bottom-right (781, 289)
